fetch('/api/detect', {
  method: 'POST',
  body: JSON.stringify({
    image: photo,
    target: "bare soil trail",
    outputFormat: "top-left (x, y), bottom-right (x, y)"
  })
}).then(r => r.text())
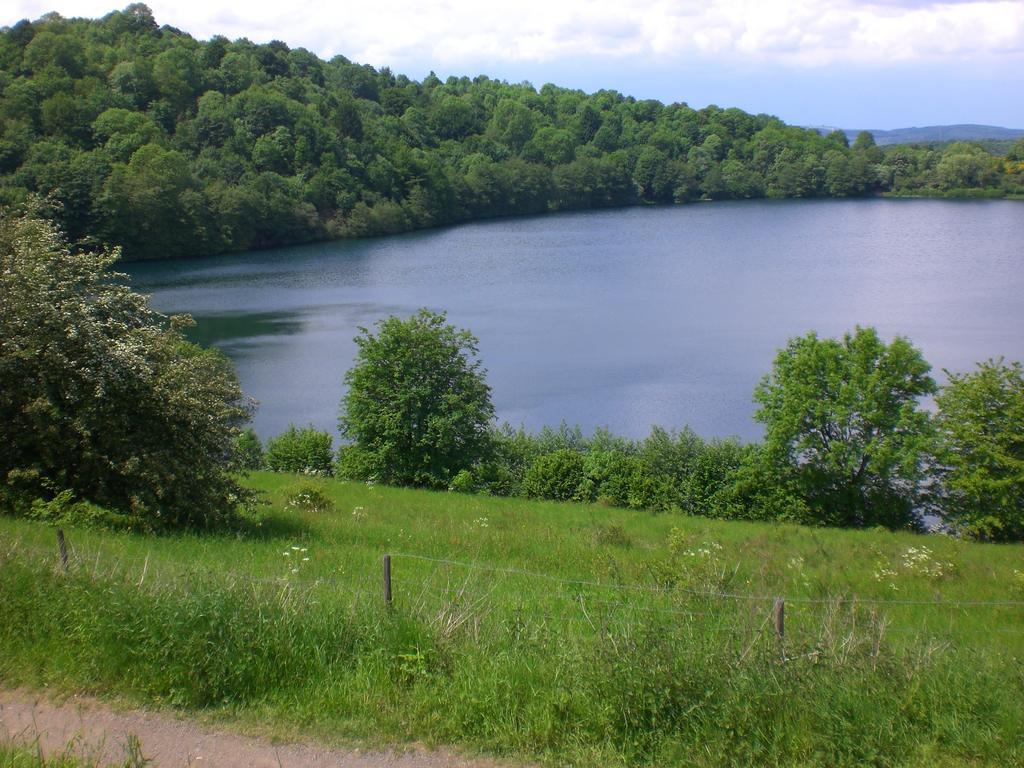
top-left (0, 689), bottom-right (530, 768)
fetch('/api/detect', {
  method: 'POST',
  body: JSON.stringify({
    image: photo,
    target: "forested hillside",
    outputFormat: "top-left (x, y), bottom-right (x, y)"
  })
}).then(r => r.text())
top-left (2, 4), bottom-right (1023, 260)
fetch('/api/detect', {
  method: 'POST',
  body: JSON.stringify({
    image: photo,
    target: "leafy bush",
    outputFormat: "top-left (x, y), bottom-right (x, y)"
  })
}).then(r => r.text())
top-left (265, 424), bottom-right (333, 475)
top-left (522, 449), bottom-right (587, 501)
top-left (483, 425), bottom-right (743, 515)
top-left (615, 462), bottom-right (674, 511)
top-left (637, 427), bottom-right (705, 483)
top-left (578, 450), bottom-right (624, 502)
top-left (710, 446), bottom-right (812, 523)
top-left (581, 450), bottom-right (673, 511)
top-left (477, 424), bottom-right (542, 496)
top-left (335, 444), bottom-right (378, 482)
top-left (448, 469), bottom-right (477, 494)
top-left (677, 438), bottom-right (747, 516)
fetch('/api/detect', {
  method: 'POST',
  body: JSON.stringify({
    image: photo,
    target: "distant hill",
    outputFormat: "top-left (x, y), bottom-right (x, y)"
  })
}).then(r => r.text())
top-left (812, 124), bottom-right (1024, 146)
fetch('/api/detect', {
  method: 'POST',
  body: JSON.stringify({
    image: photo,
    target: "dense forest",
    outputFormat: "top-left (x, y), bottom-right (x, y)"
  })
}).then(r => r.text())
top-left (2, 4), bottom-right (1023, 260)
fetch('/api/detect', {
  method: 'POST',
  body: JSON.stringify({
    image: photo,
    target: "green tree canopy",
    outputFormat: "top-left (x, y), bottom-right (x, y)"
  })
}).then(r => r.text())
top-left (935, 142), bottom-right (1001, 189)
top-left (753, 326), bottom-right (936, 529)
top-left (0, 205), bottom-right (253, 528)
top-left (0, 6), bottom-right (1016, 259)
top-left (338, 309), bottom-right (494, 488)
top-left (934, 359), bottom-right (1024, 541)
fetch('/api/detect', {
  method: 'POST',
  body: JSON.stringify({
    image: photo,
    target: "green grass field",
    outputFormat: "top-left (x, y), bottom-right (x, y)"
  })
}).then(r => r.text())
top-left (2, 472), bottom-right (1022, 766)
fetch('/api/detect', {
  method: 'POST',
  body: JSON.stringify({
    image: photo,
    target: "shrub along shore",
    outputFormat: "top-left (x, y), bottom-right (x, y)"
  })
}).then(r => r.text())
top-left (249, 319), bottom-right (1024, 543)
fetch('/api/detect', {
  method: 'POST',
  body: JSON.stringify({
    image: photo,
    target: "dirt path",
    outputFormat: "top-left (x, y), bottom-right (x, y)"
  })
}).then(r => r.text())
top-left (0, 690), bottom-right (526, 768)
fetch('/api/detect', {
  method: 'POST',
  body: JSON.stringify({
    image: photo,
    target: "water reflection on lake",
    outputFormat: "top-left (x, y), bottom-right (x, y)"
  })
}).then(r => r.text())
top-left (128, 199), bottom-right (1024, 442)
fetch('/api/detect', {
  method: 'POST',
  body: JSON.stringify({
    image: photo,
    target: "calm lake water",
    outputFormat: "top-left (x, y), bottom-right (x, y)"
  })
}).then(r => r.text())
top-left (127, 199), bottom-right (1024, 442)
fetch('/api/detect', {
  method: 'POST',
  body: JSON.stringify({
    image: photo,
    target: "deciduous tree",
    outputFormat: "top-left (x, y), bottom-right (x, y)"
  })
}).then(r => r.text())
top-left (753, 327), bottom-right (936, 529)
top-left (338, 309), bottom-right (493, 487)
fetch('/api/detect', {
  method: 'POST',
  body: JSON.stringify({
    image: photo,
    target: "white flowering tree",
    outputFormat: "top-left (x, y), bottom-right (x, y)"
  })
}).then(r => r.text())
top-left (0, 206), bottom-right (253, 528)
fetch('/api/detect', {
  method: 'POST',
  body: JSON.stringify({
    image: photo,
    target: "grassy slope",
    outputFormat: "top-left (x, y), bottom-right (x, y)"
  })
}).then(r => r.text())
top-left (1, 472), bottom-right (1022, 766)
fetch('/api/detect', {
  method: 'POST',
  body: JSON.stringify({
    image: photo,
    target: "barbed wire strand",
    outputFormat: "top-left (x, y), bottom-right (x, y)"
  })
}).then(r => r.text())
top-left (391, 552), bottom-right (1024, 608)
top-left (6, 548), bottom-right (1024, 641)
top-left (6, 538), bottom-right (1024, 611)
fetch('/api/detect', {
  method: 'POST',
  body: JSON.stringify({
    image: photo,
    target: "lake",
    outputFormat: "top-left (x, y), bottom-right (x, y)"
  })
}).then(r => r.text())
top-left (127, 199), bottom-right (1024, 443)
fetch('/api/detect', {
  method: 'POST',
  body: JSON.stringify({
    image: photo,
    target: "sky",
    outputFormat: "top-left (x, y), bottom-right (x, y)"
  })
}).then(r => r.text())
top-left (8, 0), bottom-right (1024, 129)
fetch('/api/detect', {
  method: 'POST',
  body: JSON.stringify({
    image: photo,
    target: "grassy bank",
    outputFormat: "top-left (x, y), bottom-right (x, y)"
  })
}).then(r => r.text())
top-left (1, 473), bottom-right (1022, 766)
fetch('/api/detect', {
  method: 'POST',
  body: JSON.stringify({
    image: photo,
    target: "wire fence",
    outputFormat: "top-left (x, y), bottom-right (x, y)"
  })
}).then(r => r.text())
top-left (4, 532), bottom-right (1023, 648)
top-left (390, 551), bottom-right (1024, 608)
top-left (383, 552), bottom-right (1024, 647)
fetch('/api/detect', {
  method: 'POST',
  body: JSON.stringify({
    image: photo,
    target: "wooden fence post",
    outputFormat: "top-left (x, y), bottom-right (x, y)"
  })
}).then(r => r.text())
top-left (383, 554), bottom-right (392, 606)
top-left (773, 597), bottom-right (785, 661)
top-left (773, 597), bottom-right (785, 639)
top-left (56, 528), bottom-right (68, 572)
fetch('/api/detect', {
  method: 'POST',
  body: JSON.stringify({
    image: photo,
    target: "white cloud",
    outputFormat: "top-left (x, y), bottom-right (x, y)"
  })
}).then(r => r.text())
top-left (8, 0), bottom-right (1024, 69)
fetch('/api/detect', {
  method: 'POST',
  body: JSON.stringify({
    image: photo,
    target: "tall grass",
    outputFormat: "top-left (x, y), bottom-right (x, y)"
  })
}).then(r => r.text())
top-left (1, 472), bottom-right (1022, 766)
top-left (0, 736), bottom-right (147, 768)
